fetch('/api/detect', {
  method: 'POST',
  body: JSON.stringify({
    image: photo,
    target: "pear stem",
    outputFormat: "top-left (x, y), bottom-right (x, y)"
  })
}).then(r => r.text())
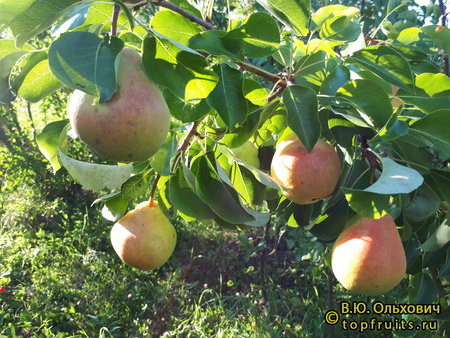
top-left (149, 174), bottom-right (161, 208)
top-left (111, 3), bottom-right (121, 37)
top-left (148, 119), bottom-right (203, 208)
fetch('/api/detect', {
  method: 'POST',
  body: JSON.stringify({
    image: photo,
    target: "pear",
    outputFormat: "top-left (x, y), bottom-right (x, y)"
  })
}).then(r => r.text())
top-left (271, 135), bottom-right (341, 204)
top-left (68, 48), bottom-right (170, 162)
top-left (331, 213), bottom-right (407, 296)
top-left (110, 201), bottom-right (177, 270)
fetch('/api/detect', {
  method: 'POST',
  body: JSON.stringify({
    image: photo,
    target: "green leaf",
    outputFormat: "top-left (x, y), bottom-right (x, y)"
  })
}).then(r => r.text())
top-left (12, 51), bottom-right (47, 91)
top-left (243, 79), bottom-right (268, 107)
top-left (195, 153), bottom-right (255, 224)
top-left (394, 27), bottom-right (435, 55)
top-left (295, 51), bottom-right (337, 91)
top-left (254, 104), bottom-right (287, 146)
top-left (421, 217), bottom-right (450, 253)
top-left (16, 58), bottom-right (63, 102)
top-left (397, 74), bottom-right (450, 114)
top-left (409, 109), bottom-right (450, 158)
top-left (255, 0), bottom-right (310, 36)
top-left (438, 247), bottom-right (450, 278)
top-left (51, 3), bottom-right (91, 36)
top-left (218, 145), bottom-right (283, 191)
top-left (406, 183), bottom-right (441, 222)
top-left (369, 114), bottom-right (408, 143)
top-left (189, 30), bottom-right (239, 60)
top-left (430, 170), bottom-right (450, 203)
top-left (363, 158), bottom-right (423, 195)
top-left (0, 0), bottom-right (81, 47)
top-left (221, 110), bottom-right (261, 148)
top-left (0, 40), bottom-right (33, 103)
top-left (164, 90), bottom-right (212, 123)
top-left (58, 150), bottom-right (133, 191)
top-left (311, 5), bottom-right (359, 31)
top-left (36, 120), bottom-right (70, 172)
top-left (169, 167), bottom-right (215, 220)
top-left (48, 32), bottom-right (124, 103)
top-left (102, 193), bottom-right (128, 222)
top-left (121, 170), bottom-right (152, 200)
top-left (151, 10), bottom-right (201, 46)
top-left (282, 85), bottom-right (320, 153)
top-left (72, 3), bottom-right (131, 34)
top-left (143, 34), bottom-right (218, 102)
top-left (309, 200), bottom-right (351, 242)
top-left (421, 25), bottom-right (450, 56)
top-left (206, 64), bottom-right (248, 131)
top-left (341, 188), bottom-right (390, 219)
top-left (150, 131), bottom-right (178, 177)
top-left (349, 46), bottom-right (414, 92)
top-left (409, 271), bottom-right (437, 305)
top-left (336, 79), bottom-right (393, 129)
top-left (284, 203), bottom-right (314, 228)
top-left (320, 15), bottom-right (361, 42)
top-left (319, 65), bottom-right (350, 107)
top-left (230, 163), bottom-right (255, 205)
top-left (222, 12), bottom-right (280, 58)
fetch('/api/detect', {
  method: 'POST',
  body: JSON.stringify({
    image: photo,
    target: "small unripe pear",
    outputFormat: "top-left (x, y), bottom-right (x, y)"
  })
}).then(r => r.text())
top-left (331, 213), bottom-right (407, 296)
top-left (271, 135), bottom-right (341, 204)
top-left (68, 48), bottom-right (170, 162)
top-left (110, 201), bottom-right (177, 270)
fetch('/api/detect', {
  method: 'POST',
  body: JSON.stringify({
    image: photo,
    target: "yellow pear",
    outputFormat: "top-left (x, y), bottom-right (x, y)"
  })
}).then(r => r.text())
top-left (110, 201), bottom-right (177, 270)
top-left (331, 213), bottom-right (407, 296)
top-left (68, 48), bottom-right (170, 162)
top-left (271, 135), bottom-right (341, 204)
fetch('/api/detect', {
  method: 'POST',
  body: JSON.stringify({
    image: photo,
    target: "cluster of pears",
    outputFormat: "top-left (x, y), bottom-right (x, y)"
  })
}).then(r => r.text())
top-left (68, 48), bottom-right (176, 270)
top-left (270, 134), bottom-right (406, 295)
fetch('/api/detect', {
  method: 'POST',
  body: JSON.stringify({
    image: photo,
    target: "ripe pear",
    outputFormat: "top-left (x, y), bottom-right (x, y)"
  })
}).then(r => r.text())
top-left (68, 48), bottom-right (171, 162)
top-left (331, 214), bottom-right (407, 296)
top-left (231, 140), bottom-right (260, 168)
top-left (270, 135), bottom-right (341, 204)
top-left (110, 201), bottom-right (177, 270)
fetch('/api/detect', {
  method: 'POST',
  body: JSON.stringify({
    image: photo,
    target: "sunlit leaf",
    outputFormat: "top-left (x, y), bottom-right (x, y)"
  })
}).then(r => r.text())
top-left (364, 158), bottom-right (423, 195)
top-left (58, 150), bottom-right (133, 191)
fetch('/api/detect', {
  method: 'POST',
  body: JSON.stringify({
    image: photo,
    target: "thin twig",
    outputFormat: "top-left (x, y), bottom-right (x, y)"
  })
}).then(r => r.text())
top-left (438, 0), bottom-right (449, 76)
top-left (111, 3), bottom-right (121, 36)
top-left (236, 61), bottom-right (286, 86)
top-left (26, 102), bottom-right (37, 140)
top-left (153, 1), bottom-right (214, 30)
top-left (148, 119), bottom-right (203, 207)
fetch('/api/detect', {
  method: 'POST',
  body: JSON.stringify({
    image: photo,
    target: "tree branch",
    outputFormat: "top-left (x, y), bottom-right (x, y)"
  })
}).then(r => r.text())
top-left (438, 0), bottom-right (449, 76)
top-left (111, 3), bottom-right (121, 36)
top-left (236, 61), bottom-right (287, 87)
top-left (153, 1), bottom-right (214, 30)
